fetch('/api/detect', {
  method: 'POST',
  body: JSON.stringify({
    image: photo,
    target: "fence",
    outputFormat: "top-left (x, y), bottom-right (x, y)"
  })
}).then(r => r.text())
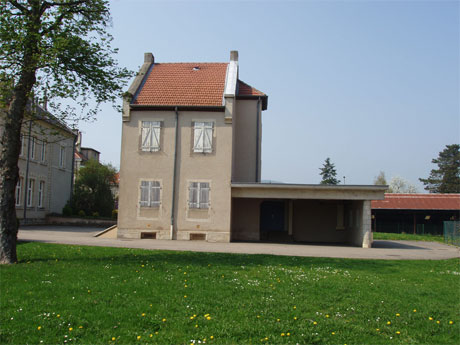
top-left (443, 221), bottom-right (460, 246)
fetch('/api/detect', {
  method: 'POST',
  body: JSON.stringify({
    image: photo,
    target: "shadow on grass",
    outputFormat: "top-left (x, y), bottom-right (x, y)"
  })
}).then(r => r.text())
top-left (15, 240), bottom-right (414, 274)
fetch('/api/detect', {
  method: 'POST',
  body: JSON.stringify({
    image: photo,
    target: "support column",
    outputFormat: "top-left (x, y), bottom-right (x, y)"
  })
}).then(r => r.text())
top-left (362, 200), bottom-right (372, 248)
top-left (288, 200), bottom-right (293, 236)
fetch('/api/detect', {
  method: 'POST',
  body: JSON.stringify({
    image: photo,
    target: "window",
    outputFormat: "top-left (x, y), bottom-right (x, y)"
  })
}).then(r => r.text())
top-left (20, 135), bottom-right (24, 157)
top-left (15, 177), bottom-right (22, 206)
top-left (39, 140), bottom-right (46, 162)
top-left (140, 181), bottom-right (161, 207)
top-left (189, 182), bottom-right (210, 209)
top-left (38, 181), bottom-right (45, 208)
top-left (59, 146), bottom-right (66, 168)
top-left (193, 122), bottom-right (213, 153)
top-left (30, 137), bottom-right (35, 160)
top-left (141, 121), bottom-right (161, 152)
top-left (27, 179), bottom-right (34, 207)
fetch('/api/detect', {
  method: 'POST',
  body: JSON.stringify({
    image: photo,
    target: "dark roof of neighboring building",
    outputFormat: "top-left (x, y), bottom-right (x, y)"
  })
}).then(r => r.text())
top-left (371, 194), bottom-right (460, 210)
top-left (132, 62), bottom-right (267, 109)
top-left (81, 147), bottom-right (100, 154)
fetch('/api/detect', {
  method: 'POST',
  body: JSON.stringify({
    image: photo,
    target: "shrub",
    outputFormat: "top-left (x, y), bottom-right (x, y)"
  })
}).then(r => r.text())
top-left (62, 203), bottom-right (73, 217)
top-left (92, 212), bottom-right (100, 218)
top-left (112, 209), bottom-right (118, 219)
top-left (78, 210), bottom-right (86, 217)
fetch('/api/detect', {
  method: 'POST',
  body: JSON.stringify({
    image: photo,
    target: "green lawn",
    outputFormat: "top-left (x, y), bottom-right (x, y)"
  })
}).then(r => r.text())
top-left (1, 242), bottom-right (459, 344)
top-left (373, 232), bottom-right (445, 243)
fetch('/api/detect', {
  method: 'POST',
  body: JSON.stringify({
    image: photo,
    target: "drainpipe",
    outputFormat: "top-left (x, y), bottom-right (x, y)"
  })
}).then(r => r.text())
top-left (255, 97), bottom-right (261, 182)
top-left (170, 107), bottom-right (179, 240)
top-left (69, 132), bottom-right (78, 201)
top-left (23, 119), bottom-right (33, 224)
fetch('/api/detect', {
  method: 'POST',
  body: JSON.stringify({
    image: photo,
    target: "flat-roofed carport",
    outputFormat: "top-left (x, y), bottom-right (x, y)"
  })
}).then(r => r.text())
top-left (231, 183), bottom-right (387, 248)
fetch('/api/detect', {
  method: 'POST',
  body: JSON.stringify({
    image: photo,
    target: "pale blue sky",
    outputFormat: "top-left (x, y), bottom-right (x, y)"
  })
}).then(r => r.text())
top-left (78, 0), bottom-right (459, 191)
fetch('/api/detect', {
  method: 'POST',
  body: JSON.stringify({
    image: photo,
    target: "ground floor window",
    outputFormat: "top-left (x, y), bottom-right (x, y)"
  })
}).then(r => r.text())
top-left (38, 181), bottom-right (45, 208)
top-left (15, 177), bottom-right (23, 206)
top-left (140, 181), bottom-right (161, 207)
top-left (27, 178), bottom-right (34, 207)
top-left (189, 182), bottom-right (210, 209)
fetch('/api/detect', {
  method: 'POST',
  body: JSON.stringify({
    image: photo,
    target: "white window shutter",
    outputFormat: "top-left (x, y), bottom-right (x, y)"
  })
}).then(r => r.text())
top-left (140, 181), bottom-right (149, 206)
top-left (141, 123), bottom-right (151, 151)
top-left (203, 123), bottom-right (213, 153)
top-left (199, 182), bottom-right (210, 208)
top-left (193, 123), bottom-right (204, 152)
top-left (151, 122), bottom-right (161, 151)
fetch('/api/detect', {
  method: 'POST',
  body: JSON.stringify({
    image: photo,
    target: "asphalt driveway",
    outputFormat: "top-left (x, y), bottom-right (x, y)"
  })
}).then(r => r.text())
top-left (18, 225), bottom-right (459, 260)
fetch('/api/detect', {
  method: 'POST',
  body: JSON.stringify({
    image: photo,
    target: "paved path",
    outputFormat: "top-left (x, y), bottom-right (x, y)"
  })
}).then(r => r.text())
top-left (18, 225), bottom-right (459, 260)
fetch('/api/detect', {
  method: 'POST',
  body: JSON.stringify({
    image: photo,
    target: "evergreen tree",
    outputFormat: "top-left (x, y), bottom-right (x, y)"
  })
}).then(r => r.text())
top-left (319, 158), bottom-right (340, 185)
top-left (419, 144), bottom-right (460, 193)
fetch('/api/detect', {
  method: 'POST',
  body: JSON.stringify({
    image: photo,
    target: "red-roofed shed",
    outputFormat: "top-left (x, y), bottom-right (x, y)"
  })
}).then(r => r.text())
top-left (371, 194), bottom-right (460, 235)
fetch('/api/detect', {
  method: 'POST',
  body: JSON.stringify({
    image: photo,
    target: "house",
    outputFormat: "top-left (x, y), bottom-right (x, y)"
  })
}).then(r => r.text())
top-left (74, 131), bottom-right (100, 172)
top-left (118, 51), bottom-right (386, 247)
top-left (0, 102), bottom-right (77, 223)
top-left (372, 193), bottom-right (460, 235)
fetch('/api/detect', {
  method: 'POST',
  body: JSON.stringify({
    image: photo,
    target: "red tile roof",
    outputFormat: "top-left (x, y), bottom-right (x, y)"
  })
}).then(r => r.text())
top-left (237, 80), bottom-right (266, 96)
top-left (371, 194), bottom-right (460, 210)
top-left (133, 63), bottom-right (229, 107)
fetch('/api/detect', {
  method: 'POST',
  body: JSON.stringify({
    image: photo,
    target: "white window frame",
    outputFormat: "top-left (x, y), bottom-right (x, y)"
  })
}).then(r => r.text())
top-left (189, 182), bottom-right (210, 209)
top-left (15, 177), bottom-right (22, 206)
top-left (19, 135), bottom-right (24, 157)
top-left (193, 122), bottom-right (213, 153)
top-left (59, 145), bottom-right (66, 168)
top-left (139, 180), bottom-right (161, 207)
top-left (40, 140), bottom-right (46, 162)
top-left (27, 178), bottom-right (34, 207)
top-left (141, 121), bottom-right (161, 152)
top-left (30, 137), bottom-right (35, 160)
top-left (38, 180), bottom-right (45, 208)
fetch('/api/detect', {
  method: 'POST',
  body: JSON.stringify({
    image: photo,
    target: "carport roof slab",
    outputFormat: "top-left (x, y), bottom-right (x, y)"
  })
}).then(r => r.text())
top-left (231, 183), bottom-right (387, 200)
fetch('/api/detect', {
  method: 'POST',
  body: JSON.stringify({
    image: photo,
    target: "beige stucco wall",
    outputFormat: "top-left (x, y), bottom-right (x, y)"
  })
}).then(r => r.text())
top-left (118, 109), bottom-right (233, 242)
top-left (232, 99), bottom-right (262, 182)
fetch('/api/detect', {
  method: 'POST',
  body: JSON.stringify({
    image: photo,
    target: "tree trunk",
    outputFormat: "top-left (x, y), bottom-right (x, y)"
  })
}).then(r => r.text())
top-left (0, 73), bottom-right (37, 264)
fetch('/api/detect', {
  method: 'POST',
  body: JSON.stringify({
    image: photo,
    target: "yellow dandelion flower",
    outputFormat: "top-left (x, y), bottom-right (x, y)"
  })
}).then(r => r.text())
top-left (190, 316), bottom-right (194, 320)
top-left (184, 295), bottom-right (187, 298)
top-left (184, 272), bottom-right (187, 275)
top-left (141, 313), bottom-right (146, 317)
top-left (281, 333), bottom-right (285, 337)
top-left (326, 314), bottom-right (330, 318)
top-left (396, 331), bottom-right (401, 335)
top-left (313, 321), bottom-right (317, 325)
top-left (287, 332), bottom-right (290, 336)
top-left (195, 324), bottom-right (198, 328)
top-left (207, 316), bottom-right (211, 320)
top-left (294, 316), bottom-right (297, 320)
top-left (264, 337), bottom-right (268, 341)
top-left (193, 314), bottom-right (197, 317)
top-left (429, 317), bottom-right (433, 321)
top-left (150, 334), bottom-right (153, 338)
top-left (150, 304), bottom-right (152, 307)
top-left (79, 326), bottom-right (83, 329)
top-left (293, 306), bottom-right (296, 309)
top-left (376, 328), bottom-right (380, 332)
top-left (88, 290), bottom-right (91, 293)
top-left (387, 321), bottom-right (391, 325)
top-left (37, 326), bottom-right (41, 330)
top-left (57, 314), bottom-right (60, 318)
top-left (155, 331), bottom-right (159, 335)
top-left (69, 327), bottom-right (73, 331)
top-left (331, 332), bottom-right (335, 335)
top-left (396, 313), bottom-right (400, 317)
top-left (257, 315), bottom-right (260, 318)
top-left (449, 321), bottom-right (454, 325)
top-left (436, 320), bottom-right (440, 324)
top-left (137, 335), bottom-right (141, 340)
top-left (112, 337), bottom-right (116, 341)
top-left (162, 318), bottom-right (166, 322)
top-left (210, 336), bottom-right (214, 339)
top-left (141, 265), bottom-right (144, 267)
top-left (205, 314), bottom-right (210, 317)
top-left (413, 309), bottom-right (417, 312)
top-left (184, 284), bottom-right (188, 288)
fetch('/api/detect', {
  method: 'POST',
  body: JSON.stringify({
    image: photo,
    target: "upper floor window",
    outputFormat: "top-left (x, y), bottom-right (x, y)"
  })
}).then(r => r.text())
top-left (59, 146), bottom-right (66, 168)
top-left (189, 182), bottom-right (210, 209)
top-left (30, 137), bottom-right (35, 160)
top-left (193, 122), bottom-right (213, 153)
top-left (39, 140), bottom-right (46, 162)
top-left (141, 121), bottom-right (161, 152)
top-left (140, 181), bottom-right (161, 207)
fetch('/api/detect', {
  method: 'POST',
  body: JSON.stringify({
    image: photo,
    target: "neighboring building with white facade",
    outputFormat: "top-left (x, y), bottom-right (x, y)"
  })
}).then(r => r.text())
top-left (117, 51), bottom-right (386, 247)
top-left (0, 103), bottom-right (77, 223)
